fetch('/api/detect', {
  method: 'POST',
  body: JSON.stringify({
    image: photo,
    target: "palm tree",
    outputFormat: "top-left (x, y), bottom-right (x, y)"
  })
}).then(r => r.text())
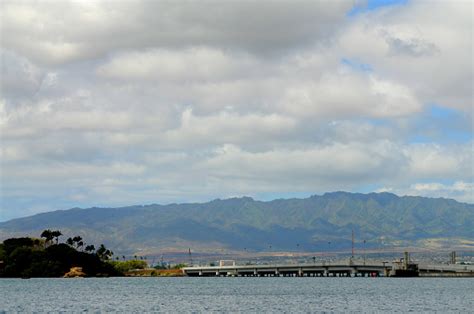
top-left (85, 244), bottom-right (95, 253)
top-left (40, 229), bottom-right (54, 246)
top-left (96, 244), bottom-right (113, 261)
top-left (51, 230), bottom-right (62, 244)
top-left (66, 237), bottom-right (74, 246)
top-left (67, 236), bottom-right (84, 249)
top-left (70, 236), bottom-right (83, 249)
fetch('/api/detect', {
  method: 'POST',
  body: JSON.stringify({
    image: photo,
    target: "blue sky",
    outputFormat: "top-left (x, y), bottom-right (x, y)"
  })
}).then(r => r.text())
top-left (408, 105), bottom-right (472, 144)
top-left (0, 0), bottom-right (472, 221)
top-left (349, 0), bottom-right (409, 15)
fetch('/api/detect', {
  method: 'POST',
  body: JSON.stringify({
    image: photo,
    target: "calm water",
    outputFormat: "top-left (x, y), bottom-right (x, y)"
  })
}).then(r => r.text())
top-left (1, 277), bottom-right (473, 312)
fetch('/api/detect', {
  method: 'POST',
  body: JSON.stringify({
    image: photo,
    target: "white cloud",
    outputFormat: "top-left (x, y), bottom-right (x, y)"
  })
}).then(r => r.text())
top-left (379, 181), bottom-right (474, 204)
top-left (162, 109), bottom-right (297, 148)
top-left (1, 137), bottom-right (472, 220)
top-left (97, 48), bottom-right (259, 82)
top-left (339, 1), bottom-right (473, 111)
top-left (277, 70), bottom-right (422, 119)
top-left (404, 143), bottom-right (472, 180)
top-left (200, 141), bottom-right (403, 185)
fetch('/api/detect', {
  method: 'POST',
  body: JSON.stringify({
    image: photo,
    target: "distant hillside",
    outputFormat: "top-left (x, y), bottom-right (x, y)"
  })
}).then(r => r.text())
top-left (1, 192), bottom-right (473, 254)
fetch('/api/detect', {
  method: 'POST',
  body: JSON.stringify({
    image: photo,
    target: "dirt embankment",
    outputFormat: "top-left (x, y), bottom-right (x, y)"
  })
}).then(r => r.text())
top-left (124, 268), bottom-right (185, 277)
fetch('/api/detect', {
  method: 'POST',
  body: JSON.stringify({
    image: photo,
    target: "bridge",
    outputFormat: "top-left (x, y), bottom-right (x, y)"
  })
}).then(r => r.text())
top-left (417, 263), bottom-right (474, 277)
top-left (182, 261), bottom-right (474, 277)
top-left (184, 261), bottom-right (391, 277)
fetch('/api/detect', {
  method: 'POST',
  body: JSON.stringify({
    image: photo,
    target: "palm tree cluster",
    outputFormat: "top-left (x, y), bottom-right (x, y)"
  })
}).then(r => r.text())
top-left (96, 244), bottom-right (113, 261)
top-left (40, 229), bottom-right (62, 246)
top-left (41, 229), bottom-right (111, 260)
top-left (66, 236), bottom-right (84, 250)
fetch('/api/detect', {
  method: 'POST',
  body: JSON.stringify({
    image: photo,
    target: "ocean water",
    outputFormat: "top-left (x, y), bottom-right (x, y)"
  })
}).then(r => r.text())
top-left (1, 277), bottom-right (473, 312)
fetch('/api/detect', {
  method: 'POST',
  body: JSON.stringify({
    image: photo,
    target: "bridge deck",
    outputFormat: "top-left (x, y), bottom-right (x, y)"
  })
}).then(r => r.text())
top-left (183, 262), bottom-right (390, 277)
top-left (182, 262), bottom-right (474, 277)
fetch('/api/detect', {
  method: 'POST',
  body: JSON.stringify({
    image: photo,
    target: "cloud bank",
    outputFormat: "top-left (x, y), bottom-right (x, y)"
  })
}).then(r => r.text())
top-left (0, 0), bottom-right (472, 220)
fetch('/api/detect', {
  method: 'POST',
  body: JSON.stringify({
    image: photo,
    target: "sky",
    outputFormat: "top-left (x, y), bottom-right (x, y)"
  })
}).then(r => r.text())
top-left (0, 0), bottom-right (472, 221)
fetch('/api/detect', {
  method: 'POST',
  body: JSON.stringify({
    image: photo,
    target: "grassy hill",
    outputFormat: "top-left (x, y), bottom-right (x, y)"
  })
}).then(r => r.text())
top-left (1, 192), bottom-right (473, 254)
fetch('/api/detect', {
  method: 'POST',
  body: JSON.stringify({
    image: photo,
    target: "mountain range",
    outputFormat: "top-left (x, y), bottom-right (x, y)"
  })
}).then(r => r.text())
top-left (1, 192), bottom-right (473, 255)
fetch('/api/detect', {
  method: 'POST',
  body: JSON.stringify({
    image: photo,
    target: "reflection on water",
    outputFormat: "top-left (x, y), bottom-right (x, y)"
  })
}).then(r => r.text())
top-left (1, 277), bottom-right (473, 312)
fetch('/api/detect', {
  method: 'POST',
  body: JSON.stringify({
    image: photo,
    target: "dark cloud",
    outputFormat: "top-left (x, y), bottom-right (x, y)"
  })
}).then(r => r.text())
top-left (1, 1), bottom-right (353, 65)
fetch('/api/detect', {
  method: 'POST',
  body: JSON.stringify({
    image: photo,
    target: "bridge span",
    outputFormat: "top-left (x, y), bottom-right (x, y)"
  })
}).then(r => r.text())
top-left (184, 262), bottom-right (391, 277)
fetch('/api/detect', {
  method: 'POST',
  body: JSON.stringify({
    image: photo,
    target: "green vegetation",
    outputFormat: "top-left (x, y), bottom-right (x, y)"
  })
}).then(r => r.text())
top-left (109, 259), bottom-right (147, 273)
top-left (0, 230), bottom-right (120, 278)
top-left (0, 193), bottom-right (472, 252)
top-left (153, 263), bottom-right (187, 270)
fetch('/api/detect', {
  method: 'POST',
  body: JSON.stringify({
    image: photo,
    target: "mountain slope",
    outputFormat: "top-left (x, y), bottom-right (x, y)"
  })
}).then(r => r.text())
top-left (1, 192), bottom-right (473, 254)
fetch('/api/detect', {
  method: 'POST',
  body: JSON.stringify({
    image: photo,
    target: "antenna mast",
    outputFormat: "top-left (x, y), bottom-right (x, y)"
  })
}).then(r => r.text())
top-left (188, 248), bottom-right (193, 266)
top-left (351, 229), bottom-right (355, 259)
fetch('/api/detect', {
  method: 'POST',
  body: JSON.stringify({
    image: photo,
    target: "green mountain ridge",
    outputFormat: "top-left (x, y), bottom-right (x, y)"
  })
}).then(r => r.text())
top-left (1, 192), bottom-right (473, 254)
